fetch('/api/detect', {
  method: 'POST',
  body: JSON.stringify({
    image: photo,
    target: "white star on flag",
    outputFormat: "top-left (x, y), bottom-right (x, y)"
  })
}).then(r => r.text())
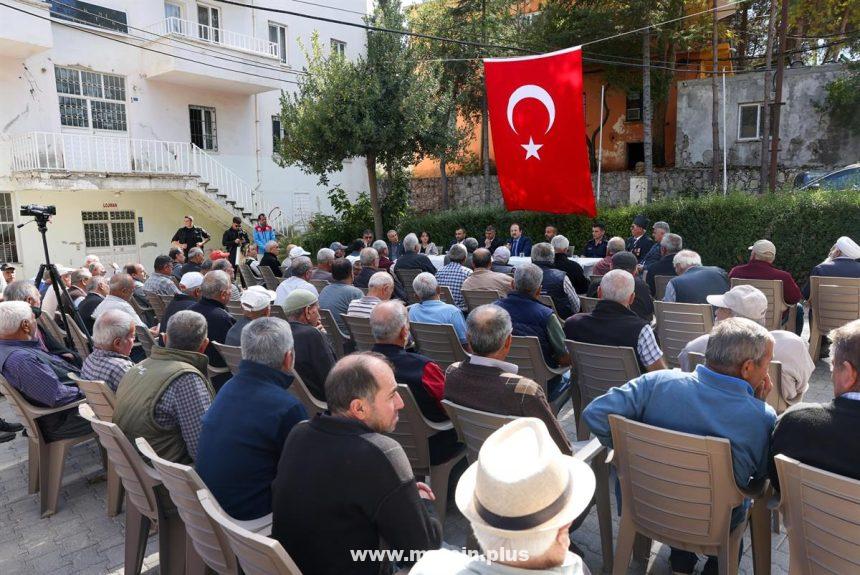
top-left (521, 137), bottom-right (543, 160)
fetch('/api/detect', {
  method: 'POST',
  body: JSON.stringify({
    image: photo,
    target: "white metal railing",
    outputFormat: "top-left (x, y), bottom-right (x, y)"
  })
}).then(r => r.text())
top-left (146, 17), bottom-right (279, 59)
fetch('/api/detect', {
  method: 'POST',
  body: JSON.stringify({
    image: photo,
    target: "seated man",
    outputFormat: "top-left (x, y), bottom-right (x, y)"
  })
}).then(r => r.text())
top-left (583, 318), bottom-right (776, 574)
top-left (394, 233), bottom-right (437, 274)
top-left (3, 281), bottom-right (80, 366)
top-left (801, 235), bottom-right (860, 298)
top-left (491, 246), bottom-right (515, 275)
top-left (93, 273), bottom-right (148, 328)
top-left (77, 276), bottom-right (110, 335)
top-left (551, 235), bottom-right (589, 294)
top-left (272, 353), bottom-right (442, 575)
top-left (462, 248), bottom-right (513, 297)
top-left (169, 247), bottom-right (185, 281)
top-left (386, 229), bottom-right (404, 261)
top-left (311, 248), bottom-right (335, 282)
top-left (143, 255), bottom-right (181, 296)
top-left (587, 251), bottom-right (654, 323)
top-left (372, 240), bottom-right (394, 272)
top-left (664, 249), bottom-right (729, 304)
top-left (483, 225), bottom-right (503, 253)
top-left (196, 317), bottom-right (307, 520)
top-left (225, 286), bottom-right (272, 346)
top-left (567, 269), bottom-right (666, 373)
top-left (591, 236), bottom-right (626, 277)
top-left (409, 272), bottom-right (468, 347)
top-left (260, 240), bottom-right (283, 278)
top-left (445, 305), bottom-right (571, 454)
top-left (275, 257), bottom-right (318, 305)
top-left (160, 272), bottom-right (203, 337)
top-left (411, 419), bottom-right (592, 575)
top-left (179, 247), bottom-right (205, 276)
top-left (0, 301), bottom-right (90, 441)
top-left (41, 266), bottom-right (73, 319)
top-left (641, 220), bottom-right (669, 269)
top-left (81, 309), bottom-right (136, 392)
top-left (625, 214), bottom-right (655, 263)
top-left (530, 243), bottom-right (580, 320)
top-left (353, 247), bottom-right (408, 301)
top-left (318, 258), bottom-right (364, 333)
top-left (67, 267), bottom-right (92, 308)
top-left (436, 244), bottom-right (473, 312)
top-left (583, 220), bottom-right (607, 259)
top-left (210, 259), bottom-right (242, 301)
top-left (283, 289), bottom-right (336, 401)
top-left (680, 284), bottom-right (814, 407)
top-left (115, 310), bottom-right (214, 463)
top-left (644, 232), bottom-right (682, 296)
top-left (507, 222), bottom-right (532, 258)
top-left (189, 271), bottom-right (235, 390)
top-left (448, 226), bottom-right (467, 251)
top-left (347, 271), bottom-right (393, 318)
top-left (770, 319), bottom-right (860, 488)
top-left (730, 240), bottom-right (802, 333)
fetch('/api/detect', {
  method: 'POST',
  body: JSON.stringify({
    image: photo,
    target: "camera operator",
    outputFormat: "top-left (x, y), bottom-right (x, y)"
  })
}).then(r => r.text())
top-left (171, 215), bottom-right (211, 251)
top-left (222, 216), bottom-right (250, 266)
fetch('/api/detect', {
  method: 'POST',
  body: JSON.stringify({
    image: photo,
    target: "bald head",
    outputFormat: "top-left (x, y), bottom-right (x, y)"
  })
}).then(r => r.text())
top-left (369, 300), bottom-right (408, 345)
top-left (472, 248), bottom-right (492, 269)
top-left (367, 271), bottom-right (394, 300)
top-left (109, 273), bottom-right (135, 300)
top-left (467, 304), bottom-right (513, 357)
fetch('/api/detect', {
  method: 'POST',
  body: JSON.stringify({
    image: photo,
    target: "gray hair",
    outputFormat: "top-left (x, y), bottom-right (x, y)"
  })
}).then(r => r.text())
top-left (165, 310), bottom-right (208, 352)
top-left (290, 256), bottom-right (313, 277)
top-left (673, 249), bottom-right (702, 271)
top-left (3, 280), bottom-right (38, 302)
top-left (325, 353), bottom-right (393, 414)
top-left (653, 221), bottom-right (670, 233)
top-left (372, 240), bottom-right (388, 254)
top-left (87, 276), bottom-right (109, 293)
top-left (551, 235), bottom-right (569, 252)
top-left (829, 319), bottom-right (860, 385)
top-left (109, 273), bottom-right (135, 294)
top-left (368, 271), bottom-right (394, 290)
top-left (359, 247), bottom-right (379, 266)
top-left (705, 317), bottom-right (774, 374)
top-left (448, 243), bottom-right (467, 263)
top-left (661, 233), bottom-right (683, 254)
top-left (467, 305), bottom-right (512, 355)
top-left (369, 300), bottom-right (408, 342)
top-left (265, 240), bottom-right (279, 253)
top-left (530, 242), bottom-right (554, 264)
top-left (403, 233), bottom-right (419, 252)
top-left (493, 246), bottom-right (511, 264)
top-left (317, 248), bottom-right (335, 263)
top-left (412, 272), bottom-right (438, 301)
top-left (514, 263), bottom-right (543, 295)
top-left (241, 317), bottom-right (294, 370)
top-left (610, 251), bottom-right (638, 274)
top-left (71, 268), bottom-right (92, 286)
top-left (188, 247), bottom-right (204, 259)
top-left (212, 259), bottom-right (233, 273)
top-left (201, 270), bottom-right (231, 299)
top-left (463, 237), bottom-right (479, 253)
top-left (92, 309), bottom-right (135, 349)
top-left (599, 269), bottom-right (634, 304)
top-left (607, 236), bottom-right (626, 255)
top-left (0, 301), bottom-right (32, 336)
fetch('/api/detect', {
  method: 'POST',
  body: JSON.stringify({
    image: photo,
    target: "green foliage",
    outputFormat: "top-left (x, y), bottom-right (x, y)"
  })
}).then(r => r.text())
top-left (816, 62), bottom-right (860, 135)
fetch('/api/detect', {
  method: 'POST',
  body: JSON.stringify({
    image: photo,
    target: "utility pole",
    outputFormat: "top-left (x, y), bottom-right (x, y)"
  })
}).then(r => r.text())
top-left (758, 0), bottom-right (777, 195)
top-left (710, 0), bottom-right (721, 187)
top-left (769, 0), bottom-right (790, 192)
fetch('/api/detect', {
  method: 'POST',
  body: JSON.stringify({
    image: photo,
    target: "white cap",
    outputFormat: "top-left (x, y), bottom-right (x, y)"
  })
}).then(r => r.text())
top-left (707, 285), bottom-right (768, 324)
top-left (247, 284), bottom-right (276, 302)
top-left (835, 236), bottom-right (860, 259)
top-left (748, 239), bottom-right (776, 259)
top-left (179, 272), bottom-right (204, 290)
top-left (289, 246), bottom-right (310, 258)
top-left (240, 289), bottom-right (272, 312)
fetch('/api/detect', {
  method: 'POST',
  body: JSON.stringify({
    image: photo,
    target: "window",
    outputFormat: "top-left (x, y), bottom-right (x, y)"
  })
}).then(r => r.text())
top-left (49, 0), bottom-right (128, 33)
top-left (189, 106), bottom-right (217, 150)
top-left (197, 4), bottom-right (220, 42)
top-left (82, 210), bottom-right (136, 249)
top-left (625, 92), bottom-right (642, 122)
top-left (55, 66), bottom-right (127, 131)
top-left (165, 2), bottom-right (182, 33)
top-left (0, 194), bottom-right (18, 263)
top-left (331, 39), bottom-right (346, 58)
top-left (272, 114), bottom-right (284, 148)
top-left (737, 103), bottom-right (763, 141)
top-left (269, 23), bottom-right (287, 63)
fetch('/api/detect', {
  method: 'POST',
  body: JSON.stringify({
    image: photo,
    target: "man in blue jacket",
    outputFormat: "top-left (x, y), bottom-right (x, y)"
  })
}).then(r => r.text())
top-left (253, 213), bottom-right (276, 253)
top-left (196, 316), bottom-right (307, 520)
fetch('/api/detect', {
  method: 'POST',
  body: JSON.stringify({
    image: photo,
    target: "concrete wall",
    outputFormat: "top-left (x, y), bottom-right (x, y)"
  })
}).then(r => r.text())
top-left (676, 64), bottom-right (860, 169)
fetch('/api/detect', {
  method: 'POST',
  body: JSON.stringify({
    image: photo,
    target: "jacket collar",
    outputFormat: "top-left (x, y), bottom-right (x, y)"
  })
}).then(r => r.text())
top-left (0, 338), bottom-right (41, 349)
top-left (467, 355), bottom-right (519, 374)
top-left (592, 299), bottom-right (638, 318)
top-left (694, 364), bottom-right (755, 397)
top-left (150, 346), bottom-right (210, 374)
top-left (371, 343), bottom-right (405, 356)
top-left (235, 360), bottom-right (294, 389)
top-left (310, 413), bottom-right (375, 436)
top-left (200, 297), bottom-right (226, 310)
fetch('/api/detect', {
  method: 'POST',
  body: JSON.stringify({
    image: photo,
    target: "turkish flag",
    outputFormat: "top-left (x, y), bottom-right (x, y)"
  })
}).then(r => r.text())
top-left (484, 46), bottom-right (596, 216)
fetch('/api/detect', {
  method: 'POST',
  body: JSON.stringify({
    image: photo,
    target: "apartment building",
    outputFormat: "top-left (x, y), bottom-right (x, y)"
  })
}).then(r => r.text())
top-left (0, 0), bottom-right (368, 277)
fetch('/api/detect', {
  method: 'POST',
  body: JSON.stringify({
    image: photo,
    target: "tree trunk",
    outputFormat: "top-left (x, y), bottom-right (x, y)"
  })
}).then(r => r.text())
top-left (737, 3), bottom-right (749, 71)
top-left (759, 0), bottom-right (777, 195)
top-left (439, 154), bottom-right (450, 210)
top-left (481, 88), bottom-right (491, 202)
top-left (366, 154), bottom-right (383, 239)
top-left (711, 0), bottom-right (721, 186)
top-left (643, 28), bottom-right (654, 201)
top-left (769, 0), bottom-right (789, 192)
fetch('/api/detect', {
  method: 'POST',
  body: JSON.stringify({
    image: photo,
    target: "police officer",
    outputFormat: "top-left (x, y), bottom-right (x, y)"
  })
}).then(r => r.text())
top-left (583, 221), bottom-right (608, 258)
top-left (625, 214), bottom-right (654, 263)
top-left (222, 216), bottom-right (250, 265)
top-left (171, 215), bottom-right (211, 250)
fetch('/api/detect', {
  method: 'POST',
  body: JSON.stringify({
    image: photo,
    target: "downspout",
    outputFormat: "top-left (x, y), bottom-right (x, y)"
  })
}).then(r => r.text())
top-left (251, 0), bottom-right (263, 218)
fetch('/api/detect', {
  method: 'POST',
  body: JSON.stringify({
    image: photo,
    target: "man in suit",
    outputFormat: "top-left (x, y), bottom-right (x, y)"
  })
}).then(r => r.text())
top-left (482, 225), bottom-right (503, 253)
top-left (625, 214), bottom-right (654, 263)
top-left (386, 230), bottom-right (404, 261)
top-left (645, 233), bottom-right (682, 296)
top-left (506, 222), bottom-right (532, 258)
top-left (78, 276), bottom-right (110, 334)
top-left (663, 250), bottom-right (729, 304)
top-left (801, 236), bottom-right (860, 298)
top-left (588, 251), bottom-right (654, 323)
top-left (448, 226), bottom-right (467, 251)
top-left (584, 221), bottom-right (608, 258)
top-left (395, 233), bottom-right (437, 275)
top-left (260, 240), bottom-right (283, 278)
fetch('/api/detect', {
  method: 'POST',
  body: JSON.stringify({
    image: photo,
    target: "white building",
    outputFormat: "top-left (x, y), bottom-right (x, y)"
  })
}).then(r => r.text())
top-left (0, 0), bottom-right (368, 278)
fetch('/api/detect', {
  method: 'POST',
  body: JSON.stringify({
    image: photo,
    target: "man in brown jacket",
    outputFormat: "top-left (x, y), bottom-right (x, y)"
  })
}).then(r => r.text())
top-left (461, 248), bottom-right (513, 296)
top-left (444, 304), bottom-right (571, 454)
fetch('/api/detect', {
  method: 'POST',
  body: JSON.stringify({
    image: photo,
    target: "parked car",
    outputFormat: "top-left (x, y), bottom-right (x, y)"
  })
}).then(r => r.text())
top-left (797, 163), bottom-right (860, 191)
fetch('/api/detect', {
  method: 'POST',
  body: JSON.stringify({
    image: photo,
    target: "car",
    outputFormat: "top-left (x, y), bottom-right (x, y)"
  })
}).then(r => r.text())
top-left (798, 163), bottom-right (860, 191)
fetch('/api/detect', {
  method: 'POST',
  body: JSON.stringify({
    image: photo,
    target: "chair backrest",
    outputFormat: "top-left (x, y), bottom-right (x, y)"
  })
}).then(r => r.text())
top-left (136, 437), bottom-right (239, 575)
top-left (212, 342), bottom-right (242, 375)
top-left (67, 318), bottom-right (92, 361)
top-left (318, 308), bottom-right (349, 358)
top-left (506, 336), bottom-right (555, 393)
top-left (537, 294), bottom-right (559, 315)
top-left (385, 384), bottom-right (438, 475)
top-left (259, 266), bottom-right (283, 291)
top-left (69, 373), bottom-right (116, 421)
top-left (394, 268), bottom-right (422, 303)
top-left (653, 301), bottom-right (715, 367)
top-left (146, 292), bottom-right (167, 323)
top-left (462, 289), bottom-right (502, 312)
top-left (774, 454), bottom-right (860, 574)
top-left (309, 279), bottom-right (329, 293)
top-left (226, 301), bottom-right (244, 317)
top-left (128, 296), bottom-right (153, 325)
top-left (38, 313), bottom-right (66, 345)
top-left (410, 322), bottom-right (469, 371)
top-left (239, 264), bottom-right (261, 288)
top-left (0, 375), bottom-right (46, 443)
top-left (439, 285), bottom-right (455, 306)
top-left (289, 371), bottom-right (327, 417)
top-left (730, 277), bottom-right (787, 331)
top-left (566, 341), bottom-right (640, 429)
top-left (608, 415), bottom-right (743, 548)
top-left (135, 324), bottom-right (157, 357)
top-left (686, 351), bottom-right (787, 414)
top-left (579, 296), bottom-right (598, 313)
top-left (341, 314), bottom-right (375, 352)
top-left (79, 405), bottom-right (160, 520)
top-left (809, 276), bottom-right (860, 332)
top-left (654, 275), bottom-right (672, 301)
top-left (441, 400), bottom-right (517, 464)
top-left (198, 489), bottom-right (303, 575)
top-left (158, 293), bottom-right (175, 310)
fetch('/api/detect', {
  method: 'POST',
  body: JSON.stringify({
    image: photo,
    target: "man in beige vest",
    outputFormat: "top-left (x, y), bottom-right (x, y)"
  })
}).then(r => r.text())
top-left (462, 248), bottom-right (513, 296)
top-left (115, 310), bottom-right (214, 463)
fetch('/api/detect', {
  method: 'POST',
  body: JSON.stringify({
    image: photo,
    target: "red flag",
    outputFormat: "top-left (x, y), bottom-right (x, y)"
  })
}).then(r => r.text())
top-left (484, 47), bottom-right (596, 216)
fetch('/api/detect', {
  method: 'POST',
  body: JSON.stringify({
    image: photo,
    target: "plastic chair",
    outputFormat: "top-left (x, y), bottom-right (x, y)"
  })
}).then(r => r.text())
top-left (565, 341), bottom-right (641, 440)
top-left (653, 301), bottom-right (715, 367)
top-left (137, 438), bottom-right (272, 575)
top-left (259, 267), bottom-right (284, 291)
top-left (579, 296), bottom-right (598, 314)
top-left (146, 292), bottom-right (167, 323)
top-left (77, 405), bottom-right (187, 575)
top-left (731, 278), bottom-right (796, 332)
top-left (309, 279), bottom-right (329, 293)
top-left (685, 352), bottom-right (788, 415)
top-left (654, 275), bottom-right (672, 301)
top-left (135, 325), bottom-right (157, 357)
top-left (239, 264), bottom-right (262, 288)
top-left (318, 308), bottom-right (350, 358)
top-left (439, 285), bottom-right (456, 306)
top-left (538, 293), bottom-right (560, 316)
top-left (506, 335), bottom-right (570, 415)
top-left (0, 375), bottom-right (94, 517)
top-left (226, 301), bottom-right (244, 317)
top-left (386, 385), bottom-right (465, 524)
top-left (608, 415), bottom-right (768, 575)
top-left (38, 313), bottom-right (66, 346)
top-left (198, 488), bottom-right (303, 575)
top-left (158, 293), bottom-right (176, 310)
top-left (774, 454), bottom-right (860, 574)
top-left (394, 268), bottom-right (422, 304)
top-left (67, 318), bottom-right (92, 361)
top-left (342, 313), bottom-right (375, 352)
top-left (212, 341), bottom-right (242, 375)
top-left (410, 322), bottom-right (469, 371)
top-left (289, 371), bottom-right (328, 417)
top-left (129, 296), bottom-right (155, 326)
top-left (807, 276), bottom-right (860, 360)
top-left (462, 289), bottom-right (502, 312)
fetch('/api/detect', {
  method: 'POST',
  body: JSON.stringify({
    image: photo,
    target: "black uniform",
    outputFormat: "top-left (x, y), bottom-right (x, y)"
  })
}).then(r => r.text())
top-left (625, 234), bottom-right (654, 263)
top-left (172, 225), bottom-right (210, 249)
top-left (583, 238), bottom-right (607, 259)
top-left (222, 227), bottom-right (250, 264)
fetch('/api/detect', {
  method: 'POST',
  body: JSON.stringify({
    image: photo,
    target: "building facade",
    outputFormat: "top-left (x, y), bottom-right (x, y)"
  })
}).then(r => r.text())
top-left (0, 0), bottom-right (368, 277)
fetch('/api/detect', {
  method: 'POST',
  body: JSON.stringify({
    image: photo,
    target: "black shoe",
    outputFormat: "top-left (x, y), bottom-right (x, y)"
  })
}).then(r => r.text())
top-left (669, 547), bottom-right (699, 574)
top-left (0, 419), bottom-right (23, 433)
top-left (0, 431), bottom-right (15, 444)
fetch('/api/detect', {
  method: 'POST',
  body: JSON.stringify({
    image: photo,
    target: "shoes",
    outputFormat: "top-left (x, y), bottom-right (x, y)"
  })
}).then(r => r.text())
top-left (668, 547), bottom-right (699, 574)
top-left (0, 418), bottom-right (23, 433)
top-left (0, 431), bottom-right (14, 444)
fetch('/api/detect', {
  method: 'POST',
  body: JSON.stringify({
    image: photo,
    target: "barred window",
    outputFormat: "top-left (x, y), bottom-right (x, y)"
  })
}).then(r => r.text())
top-left (189, 106), bottom-right (217, 151)
top-left (55, 66), bottom-right (127, 131)
top-left (82, 210), bottom-right (136, 249)
top-left (0, 194), bottom-right (19, 263)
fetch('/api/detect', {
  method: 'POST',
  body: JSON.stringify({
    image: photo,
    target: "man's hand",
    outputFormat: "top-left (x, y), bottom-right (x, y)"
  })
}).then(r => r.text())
top-left (148, 325), bottom-right (160, 336)
top-left (416, 482), bottom-right (435, 501)
top-left (196, 242), bottom-right (203, 248)
top-left (235, 238), bottom-right (241, 245)
top-left (756, 372), bottom-right (773, 401)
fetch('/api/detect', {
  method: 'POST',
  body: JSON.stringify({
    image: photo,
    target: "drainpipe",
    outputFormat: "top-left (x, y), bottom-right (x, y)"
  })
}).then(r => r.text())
top-left (251, 0), bottom-right (263, 218)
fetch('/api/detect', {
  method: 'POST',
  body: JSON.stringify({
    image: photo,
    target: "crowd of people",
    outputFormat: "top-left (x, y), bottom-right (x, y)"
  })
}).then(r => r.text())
top-left (0, 209), bottom-right (858, 575)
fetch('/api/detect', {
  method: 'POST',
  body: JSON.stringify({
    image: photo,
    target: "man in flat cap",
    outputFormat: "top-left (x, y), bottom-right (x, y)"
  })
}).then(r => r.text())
top-left (625, 214), bottom-right (654, 264)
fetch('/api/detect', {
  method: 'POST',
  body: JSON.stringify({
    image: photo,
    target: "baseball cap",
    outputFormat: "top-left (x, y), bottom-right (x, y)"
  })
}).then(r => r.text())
top-left (247, 284), bottom-right (276, 301)
top-left (707, 285), bottom-right (768, 323)
top-left (209, 250), bottom-right (229, 261)
top-left (289, 246), bottom-right (311, 258)
top-left (329, 241), bottom-right (347, 252)
top-left (179, 272), bottom-right (204, 290)
top-left (240, 289), bottom-right (272, 312)
top-left (748, 239), bottom-right (776, 259)
top-left (282, 289), bottom-right (318, 314)
top-left (0, 263), bottom-right (14, 271)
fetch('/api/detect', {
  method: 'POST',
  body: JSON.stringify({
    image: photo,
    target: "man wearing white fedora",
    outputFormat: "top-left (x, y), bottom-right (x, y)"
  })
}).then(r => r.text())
top-left (412, 418), bottom-right (595, 575)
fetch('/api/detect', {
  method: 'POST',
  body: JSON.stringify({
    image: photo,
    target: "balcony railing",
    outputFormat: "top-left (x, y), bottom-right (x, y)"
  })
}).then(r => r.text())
top-left (146, 17), bottom-right (279, 59)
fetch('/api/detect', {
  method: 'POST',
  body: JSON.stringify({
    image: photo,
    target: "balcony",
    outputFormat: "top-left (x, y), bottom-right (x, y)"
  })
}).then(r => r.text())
top-left (0, 1), bottom-right (53, 58)
top-left (142, 17), bottom-right (282, 94)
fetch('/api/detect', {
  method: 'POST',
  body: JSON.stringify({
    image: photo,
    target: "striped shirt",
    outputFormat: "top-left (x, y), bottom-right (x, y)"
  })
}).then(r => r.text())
top-left (347, 296), bottom-right (382, 318)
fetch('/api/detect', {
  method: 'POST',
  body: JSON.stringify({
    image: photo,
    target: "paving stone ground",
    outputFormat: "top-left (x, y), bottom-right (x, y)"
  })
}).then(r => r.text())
top-left (0, 350), bottom-right (833, 574)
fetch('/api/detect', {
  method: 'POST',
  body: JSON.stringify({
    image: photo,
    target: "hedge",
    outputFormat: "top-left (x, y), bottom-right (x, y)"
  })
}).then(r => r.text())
top-left (301, 191), bottom-right (860, 285)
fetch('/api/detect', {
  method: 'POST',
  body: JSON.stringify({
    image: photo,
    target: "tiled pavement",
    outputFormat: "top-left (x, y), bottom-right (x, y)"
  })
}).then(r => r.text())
top-left (0, 354), bottom-right (834, 574)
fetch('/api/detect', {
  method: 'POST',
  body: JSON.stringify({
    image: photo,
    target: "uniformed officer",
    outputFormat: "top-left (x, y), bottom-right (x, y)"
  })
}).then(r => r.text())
top-left (583, 221), bottom-right (608, 258)
top-left (171, 215), bottom-right (211, 250)
top-left (625, 214), bottom-right (654, 263)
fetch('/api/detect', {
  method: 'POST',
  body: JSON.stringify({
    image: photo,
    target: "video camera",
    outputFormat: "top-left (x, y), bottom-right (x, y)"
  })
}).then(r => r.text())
top-left (20, 204), bottom-right (57, 219)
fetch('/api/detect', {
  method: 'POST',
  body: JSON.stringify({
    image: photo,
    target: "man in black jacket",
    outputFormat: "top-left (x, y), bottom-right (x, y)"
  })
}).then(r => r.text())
top-left (272, 353), bottom-right (442, 575)
top-left (260, 240), bottom-right (283, 278)
top-left (551, 235), bottom-right (589, 294)
top-left (770, 319), bottom-right (860, 489)
top-left (189, 271), bottom-right (235, 390)
top-left (283, 289), bottom-right (335, 401)
top-left (394, 233), bottom-right (437, 274)
top-left (171, 215), bottom-right (210, 250)
top-left (645, 232), bottom-right (682, 296)
top-left (354, 248), bottom-right (408, 302)
top-left (221, 217), bottom-right (250, 265)
top-left (160, 272), bottom-right (203, 337)
top-left (588, 251), bottom-right (654, 323)
top-left (77, 276), bottom-right (110, 334)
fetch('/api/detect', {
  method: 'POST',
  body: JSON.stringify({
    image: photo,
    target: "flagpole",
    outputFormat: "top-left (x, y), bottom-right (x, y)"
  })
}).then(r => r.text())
top-left (597, 84), bottom-right (605, 203)
top-left (722, 68), bottom-right (728, 196)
